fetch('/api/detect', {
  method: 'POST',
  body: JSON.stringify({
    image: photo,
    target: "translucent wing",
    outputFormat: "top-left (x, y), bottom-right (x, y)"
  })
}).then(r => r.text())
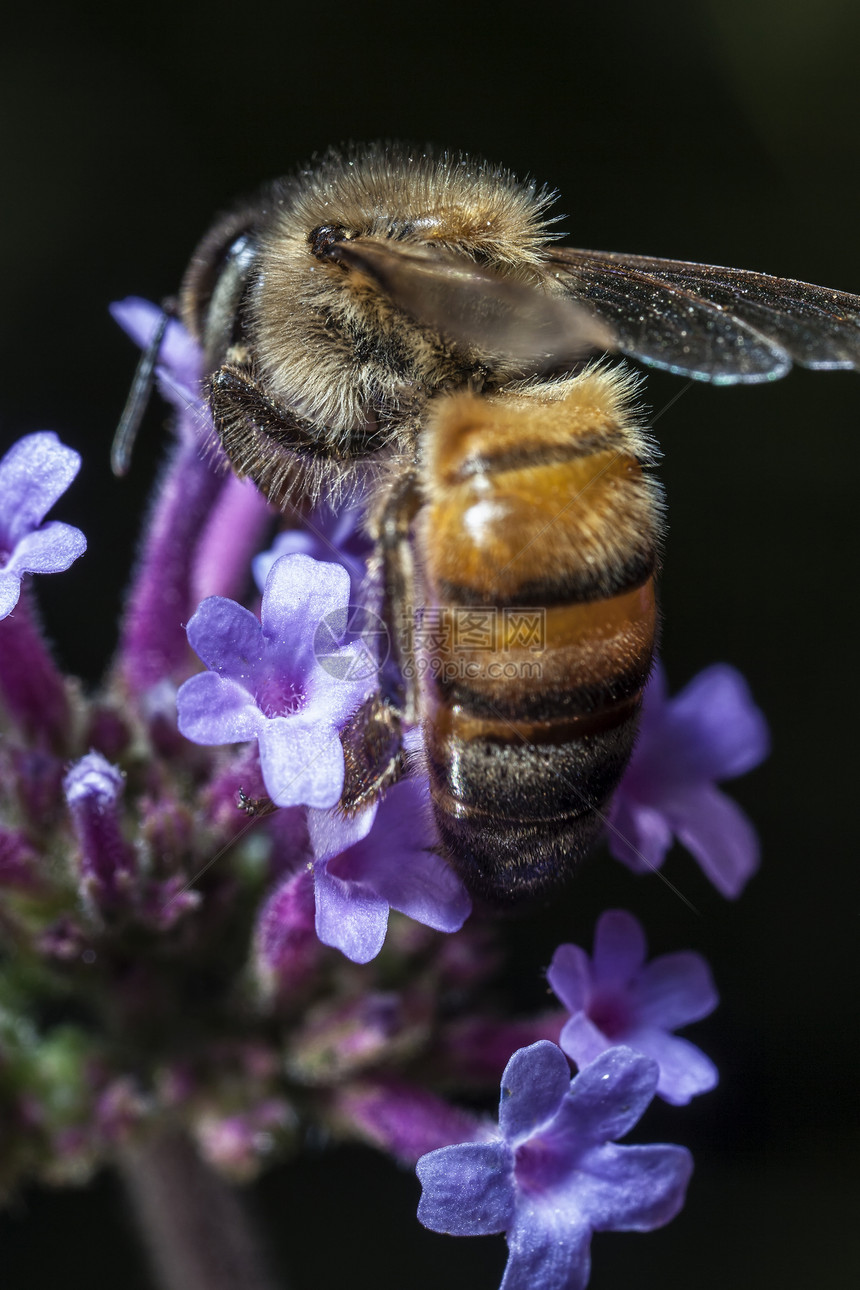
top-left (544, 246), bottom-right (860, 383)
top-left (321, 237), bottom-right (613, 368)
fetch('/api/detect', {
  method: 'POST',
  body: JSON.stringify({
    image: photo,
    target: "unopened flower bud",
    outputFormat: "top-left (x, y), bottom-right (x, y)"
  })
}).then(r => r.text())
top-left (64, 752), bottom-right (138, 915)
top-left (254, 868), bottom-right (321, 997)
top-left (331, 1078), bottom-right (481, 1165)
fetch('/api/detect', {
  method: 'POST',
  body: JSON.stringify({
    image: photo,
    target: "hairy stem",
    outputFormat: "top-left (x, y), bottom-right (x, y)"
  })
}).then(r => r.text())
top-left (120, 1132), bottom-right (281, 1290)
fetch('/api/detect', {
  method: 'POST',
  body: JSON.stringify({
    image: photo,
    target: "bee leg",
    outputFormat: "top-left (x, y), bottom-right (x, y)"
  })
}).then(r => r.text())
top-left (333, 475), bottom-right (424, 815)
top-left (338, 692), bottom-right (406, 813)
top-left (208, 362), bottom-right (362, 511)
top-left (372, 473), bottom-right (424, 724)
top-left (336, 474), bottom-right (425, 814)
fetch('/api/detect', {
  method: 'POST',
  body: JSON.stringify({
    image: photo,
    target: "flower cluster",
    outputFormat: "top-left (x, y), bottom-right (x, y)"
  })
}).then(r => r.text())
top-left (0, 304), bottom-right (770, 1287)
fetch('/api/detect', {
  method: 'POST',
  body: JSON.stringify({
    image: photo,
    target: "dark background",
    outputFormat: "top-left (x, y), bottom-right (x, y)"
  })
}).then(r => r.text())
top-left (2, 0), bottom-right (860, 1286)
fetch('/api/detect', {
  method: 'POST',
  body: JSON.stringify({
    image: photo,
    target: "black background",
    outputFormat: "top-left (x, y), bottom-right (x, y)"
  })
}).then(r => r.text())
top-left (2, 1), bottom-right (860, 1286)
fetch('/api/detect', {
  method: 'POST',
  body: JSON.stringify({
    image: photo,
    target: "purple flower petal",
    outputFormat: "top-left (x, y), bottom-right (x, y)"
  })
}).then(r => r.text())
top-left (417, 1142), bottom-right (514, 1236)
top-left (625, 1029), bottom-right (718, 1105)
top-left (333, 780), bottom-right (470, 933)
top-left (0, 572), bottom-right (21, 619)
top-left (557, 1012), bottom-right (614, 1070)
top-left (2, 522), bottom-right (87, 579)
top-left (177, 672), bottom-right (266, 744)
top-left (607, 795), bottom-right (673, 874)
top-left (609, 661), bottom-right (768, 895)
top-left (178, 554), bottom-right (366, 812)
top-left (667, 783), bottom-right (760, 898)
top-left (254, 530), bottom-right (329, 586)
top-left (591, 909), bottom-right (647, 983)
top-left (501, 1200), bottom-right (591, 1290)
top-left (0, 432), bottom-right (82, 545)
top-left (186, 596), bottom-right (266, 680)
top-left (417, 1044), bottom-right (692, 1289)
top-left (635, 951), bottom-right (719, 1029)
top-left (253, 504), bottom-right (368, 601)
top-left (361, 844), bottom-right (471, 933)
top-left (0, 433), bottom-right (87, 620)
top-left (313, 862), bottom-right (390, 963)
top-left (552, 1047), bottom-right (658, 1146)
top-left (258, 715), bottom-right (345, 808)
top-left (662, 664), bottom-right (771, 781)
top-left (545, 944), bottom-right (590, 1013)
top-left (261, 552), bottom-right (350, 651)
top-left (307, 780), bottom-right (470, 962)
top-left (259, 555), bottom-right (374, 719)
top-left (308, 800), bottom-right (378, 865)
top-left (498, 1042), bottom-right (571, 1145)
top-left (572, 1140), bottom-right (693, 1230)
top-left (305, 654), bottom-right (373, 726)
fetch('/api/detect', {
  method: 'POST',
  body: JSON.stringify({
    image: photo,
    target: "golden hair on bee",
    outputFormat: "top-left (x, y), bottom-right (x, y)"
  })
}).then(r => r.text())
top-left (253, 147), bottom-right (557, 440)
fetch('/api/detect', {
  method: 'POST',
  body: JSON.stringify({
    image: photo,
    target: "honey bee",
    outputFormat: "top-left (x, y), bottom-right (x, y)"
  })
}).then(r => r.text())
top-left (130, 145), bottom-right (860, 905)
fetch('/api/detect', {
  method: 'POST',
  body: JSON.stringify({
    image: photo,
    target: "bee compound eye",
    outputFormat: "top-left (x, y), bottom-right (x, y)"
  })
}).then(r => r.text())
top-left (309, 224), bottom-right (348, 259)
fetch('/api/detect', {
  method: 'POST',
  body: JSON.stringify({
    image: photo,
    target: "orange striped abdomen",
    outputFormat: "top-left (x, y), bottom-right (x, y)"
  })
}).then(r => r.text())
top-left (415, 369), bottom-right (661, 904)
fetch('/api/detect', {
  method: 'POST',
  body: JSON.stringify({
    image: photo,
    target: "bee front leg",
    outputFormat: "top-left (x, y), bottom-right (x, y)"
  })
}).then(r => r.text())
top-left (208, 361), bottom-right (361, 511)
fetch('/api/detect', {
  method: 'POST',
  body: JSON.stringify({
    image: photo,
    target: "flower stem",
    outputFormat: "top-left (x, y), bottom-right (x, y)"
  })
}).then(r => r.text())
top-left (118, 435), bottom-right (223, 696)
top-left (120, 1132), bottom-right (281, 1290)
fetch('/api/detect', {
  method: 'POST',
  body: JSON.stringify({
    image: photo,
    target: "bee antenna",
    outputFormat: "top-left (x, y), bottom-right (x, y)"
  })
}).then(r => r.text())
top-left (111, 301), bottom-right (174, 477)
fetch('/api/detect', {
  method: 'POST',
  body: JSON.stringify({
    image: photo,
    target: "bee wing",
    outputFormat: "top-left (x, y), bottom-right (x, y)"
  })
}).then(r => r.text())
top-left (544, 246), bottom-right (860, 383)
top-left (324, 238), bottom-right (613, 367)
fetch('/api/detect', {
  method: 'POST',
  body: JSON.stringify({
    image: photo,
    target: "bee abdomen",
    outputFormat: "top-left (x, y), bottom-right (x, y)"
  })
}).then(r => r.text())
top-left (420, 581), bottom-right (655, 903)
top-left (425, 705), bottom-right (639, 905)
top-left (416, 370), bottom-right (660, 903)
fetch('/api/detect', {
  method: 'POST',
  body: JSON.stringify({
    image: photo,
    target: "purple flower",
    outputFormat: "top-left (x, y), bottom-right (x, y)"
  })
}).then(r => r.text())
top-left (0, 432), bottom-right (87, 619)
top-left (63, 751), bottom-right (138, 914)
top-left (253, 503), bottom-right (370, 603)
top-left (417, 1042), bottom-right (692, 1290)
top-left (609, 663), bottom-right (770, 897)
top-left (308, 776), bottom-right (471, 963)
top-left (547, 910), bottom-right (718, 1105)
top-left (177, 553), bottom-right (369, 809)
